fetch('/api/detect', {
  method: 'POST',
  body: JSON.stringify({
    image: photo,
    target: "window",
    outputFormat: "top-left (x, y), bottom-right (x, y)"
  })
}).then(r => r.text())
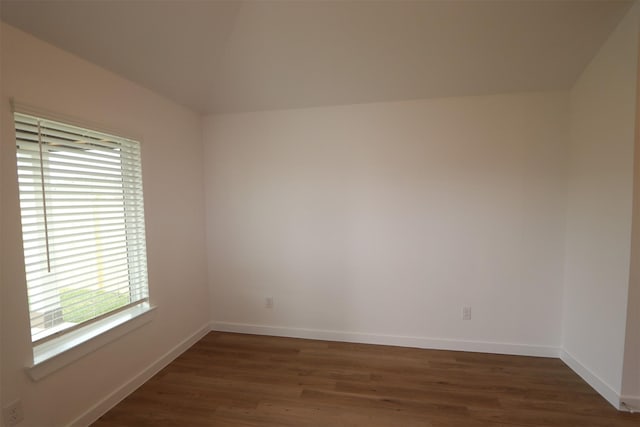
top-left (14, 112), bottom-right (149, 345)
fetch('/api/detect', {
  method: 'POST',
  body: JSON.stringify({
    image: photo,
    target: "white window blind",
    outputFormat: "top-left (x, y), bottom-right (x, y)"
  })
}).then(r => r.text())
top-left (14, 112), bottom-right (149, 344)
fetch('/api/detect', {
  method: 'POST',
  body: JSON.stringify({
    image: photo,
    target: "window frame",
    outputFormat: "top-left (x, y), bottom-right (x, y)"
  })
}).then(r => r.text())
top-left (11, 103), bottom-right (154, 377)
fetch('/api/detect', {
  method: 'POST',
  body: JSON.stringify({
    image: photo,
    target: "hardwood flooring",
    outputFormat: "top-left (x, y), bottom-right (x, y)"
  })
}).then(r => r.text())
top-left (94, 332), bottom-right (640, 426)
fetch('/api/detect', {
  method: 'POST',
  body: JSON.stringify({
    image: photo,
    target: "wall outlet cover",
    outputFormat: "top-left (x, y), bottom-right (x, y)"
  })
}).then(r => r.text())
top-left (3, 400), bottom-right (24, 426)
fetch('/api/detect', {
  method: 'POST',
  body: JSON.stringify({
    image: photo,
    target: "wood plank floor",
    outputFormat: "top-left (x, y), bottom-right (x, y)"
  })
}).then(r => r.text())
top-left (94, 332), bottom-right (640, 426)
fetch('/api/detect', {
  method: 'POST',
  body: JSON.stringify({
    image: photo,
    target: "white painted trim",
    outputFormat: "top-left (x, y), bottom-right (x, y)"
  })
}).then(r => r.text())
top-left (560, 349), bottom-right (622, 409)
top-left (620, 396), bottom-right (640, 413)
top-left (210, 321), bottom-right (561, 358)
top-left (28, 304), bottom-right (156, 381)
top-left (67, 322), bottom-right (211, 427)
top-left (60, 320), bottom-right (632, 426)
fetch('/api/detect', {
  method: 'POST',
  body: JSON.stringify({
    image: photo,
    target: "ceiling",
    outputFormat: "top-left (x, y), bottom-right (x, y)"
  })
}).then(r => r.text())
top-left (0, 0), bottom-right (634, 114)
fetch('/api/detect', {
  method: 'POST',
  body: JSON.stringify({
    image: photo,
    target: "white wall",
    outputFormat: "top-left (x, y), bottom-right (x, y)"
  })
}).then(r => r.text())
top-left (204, 91), bottom-right (569, 354)
top-left (0, 24), bottom-right (210, 426)
top-left (1, 4), bottom-right (637, 423)
top-left (622, 6), bottom-right (640, 404)
top-left (0, 23), bottom-right (4, 425)
top-left (622, 63), bottom-right (640, 404)
top-left (562, 1), bottom-right (640, 405)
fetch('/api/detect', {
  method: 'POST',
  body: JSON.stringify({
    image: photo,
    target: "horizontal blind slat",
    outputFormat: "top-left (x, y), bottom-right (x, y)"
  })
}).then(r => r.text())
top-left (26, 249), bottom-right (129, 277)
top-left (24, 240), bottom-right (128, 266)
top-left (32, 298), bottom-right (149, 344)
top-left (27, 269), bottom-right (137, 308)
top-left (28, 276), bottom-right (147, 308)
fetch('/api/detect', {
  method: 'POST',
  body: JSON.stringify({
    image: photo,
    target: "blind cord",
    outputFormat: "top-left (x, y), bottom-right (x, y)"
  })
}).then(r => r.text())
top-left (37, 120), bottom-right (52, 273)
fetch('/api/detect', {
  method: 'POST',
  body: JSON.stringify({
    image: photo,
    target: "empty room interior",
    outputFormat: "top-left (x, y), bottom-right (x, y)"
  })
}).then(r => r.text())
top-left (1, 0), bottom-right (640, 426)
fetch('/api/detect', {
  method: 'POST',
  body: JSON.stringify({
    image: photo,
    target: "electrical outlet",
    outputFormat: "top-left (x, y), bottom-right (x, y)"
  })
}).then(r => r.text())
top-left (3, 400), bottom-right (24, 426)
top-left (462, 306), bottom-right (472, 320)
top-left (265, 297), bottom-right (274, 309)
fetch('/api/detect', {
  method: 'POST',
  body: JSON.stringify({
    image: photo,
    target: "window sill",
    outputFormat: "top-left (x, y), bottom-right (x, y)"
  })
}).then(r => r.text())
top-left (26, 303), bottom-right (156, 381)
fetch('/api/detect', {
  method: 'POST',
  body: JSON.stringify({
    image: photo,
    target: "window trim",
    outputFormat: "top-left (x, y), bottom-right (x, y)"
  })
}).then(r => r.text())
top-left (27, 303), bottom-right (156, 381)
top-left (11, 101), bottom-right (154, 379)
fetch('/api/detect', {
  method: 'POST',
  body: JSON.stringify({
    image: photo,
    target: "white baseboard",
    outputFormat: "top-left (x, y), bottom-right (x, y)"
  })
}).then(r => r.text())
top-left (68, 322), bottom-right (211, 427)
top-left (560, 349), bottom-right (621, 409)
top-left (214, 322), bottom-right (639, 411)
top-left (210, 321), bottom-right (561, 358)
top-left (620, 395), bottom-right (640, 412)
top-left (64, 319), bottom-right (632, 425)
